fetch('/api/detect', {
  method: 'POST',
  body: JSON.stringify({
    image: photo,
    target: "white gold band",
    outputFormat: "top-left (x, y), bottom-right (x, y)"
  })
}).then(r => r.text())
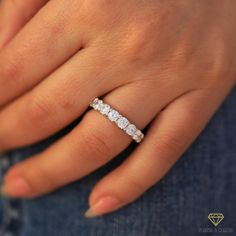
top-left (90, 98), bottom-right (144, 143)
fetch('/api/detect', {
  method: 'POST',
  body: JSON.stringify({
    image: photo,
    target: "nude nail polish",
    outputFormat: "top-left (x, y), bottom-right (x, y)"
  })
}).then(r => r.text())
top-left (84, 196), bottom-right (121, 218)
top-left (1, 177), bottom-right (31, 197)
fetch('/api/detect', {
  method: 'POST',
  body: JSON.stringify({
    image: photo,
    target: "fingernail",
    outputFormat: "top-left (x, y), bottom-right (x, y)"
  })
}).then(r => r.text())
top-left (84, 196), bottom-right (121, 218)
top-left (1, 177), bottom-right (32, 197)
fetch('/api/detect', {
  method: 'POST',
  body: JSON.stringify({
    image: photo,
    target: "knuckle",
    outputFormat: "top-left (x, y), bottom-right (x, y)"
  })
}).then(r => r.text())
top-left (0, 56), bottom-right (24, 87)
top-left (80, 127), bottom-right (112, 161)
top-left (119, 23), bottom-right (159, 66)
top-left (203, 48), bottom-right (228, 79)
top-left (25, 95), bottom-right (55, 125)
top-left (196, 31), bottom-right (234, 86)
top-left (48, 18), bottom-right (67, 38)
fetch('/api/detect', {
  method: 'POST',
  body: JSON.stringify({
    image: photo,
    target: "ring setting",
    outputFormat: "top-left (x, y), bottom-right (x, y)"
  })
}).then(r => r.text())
top-left (90, 98), bottom-right (144, 143)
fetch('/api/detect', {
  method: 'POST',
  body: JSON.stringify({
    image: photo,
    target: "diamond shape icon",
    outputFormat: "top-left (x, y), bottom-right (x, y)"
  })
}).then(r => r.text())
top-left (208, 213), bottom-right (224, 227)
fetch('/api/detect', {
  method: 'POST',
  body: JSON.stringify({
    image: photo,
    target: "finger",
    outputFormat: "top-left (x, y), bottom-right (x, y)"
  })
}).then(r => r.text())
top-left (0, 0), bottom-right (48, 49)
top-left (0, 48), bottom-right (113, 151)
top-left (0, 47), bottom-right (179, 151)
top-left (1, 83), bottom-right (173, 198)
top-left (84, 88), bottom-right (228, 217)
top-left (0, 0), bottom-right (88, 106)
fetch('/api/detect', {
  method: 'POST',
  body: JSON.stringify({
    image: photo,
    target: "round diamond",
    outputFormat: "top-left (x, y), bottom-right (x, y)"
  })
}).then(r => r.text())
top-left (125, 124), bottom-right (137, 136)
top-left (117, 117), bottom-right (129, 129)
top-left (136, 137), bottom-right (142, 143)
top-left (135, 130), bottom-right (142, 136)
top-left (108, 110), bottom-right (120, 122)
top-left (93, 100), bottom-right (103, 111)
top-left (100, 104), bottom-right (110, 115)
top-left (133, 134), bottom-right (139, 141)
top-left (90, 98), bottom-right (144, 143)
top-left (90, 98), bottom-right (99, 107)
top-left (133, 130), bottom-right (144, 142)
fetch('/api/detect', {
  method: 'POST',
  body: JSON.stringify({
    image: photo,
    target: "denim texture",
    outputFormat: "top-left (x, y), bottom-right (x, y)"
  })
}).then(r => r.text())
top-left (0, 88), bottom-right (235, 236)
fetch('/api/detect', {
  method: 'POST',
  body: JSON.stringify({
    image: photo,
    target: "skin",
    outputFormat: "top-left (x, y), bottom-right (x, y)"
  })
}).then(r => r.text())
top-left (0, 0), bottom-right (236, 217)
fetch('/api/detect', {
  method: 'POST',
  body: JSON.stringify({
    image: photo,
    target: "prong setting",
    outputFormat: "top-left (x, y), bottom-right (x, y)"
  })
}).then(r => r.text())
top-left (90, 98), bottom-right (144, 143)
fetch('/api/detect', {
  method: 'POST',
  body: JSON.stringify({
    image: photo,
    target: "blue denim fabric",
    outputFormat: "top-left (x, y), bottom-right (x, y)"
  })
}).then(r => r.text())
top-left (0, 88), bottom-right (235, 236)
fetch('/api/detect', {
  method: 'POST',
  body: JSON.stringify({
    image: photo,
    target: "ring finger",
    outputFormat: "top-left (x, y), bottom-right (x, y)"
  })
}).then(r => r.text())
top-left (1, 83), bottom-right (176, 198)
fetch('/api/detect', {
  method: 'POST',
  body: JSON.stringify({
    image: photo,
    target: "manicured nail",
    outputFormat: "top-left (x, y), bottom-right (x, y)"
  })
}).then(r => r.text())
top-left (1, 177), bottom-right (32, 197)
top-left (84, 196), bottom-right (121, 218)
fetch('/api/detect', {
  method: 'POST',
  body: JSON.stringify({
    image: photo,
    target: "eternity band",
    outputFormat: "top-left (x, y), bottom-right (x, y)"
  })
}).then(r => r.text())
top-left (90, 98), bottom-right (144, 143)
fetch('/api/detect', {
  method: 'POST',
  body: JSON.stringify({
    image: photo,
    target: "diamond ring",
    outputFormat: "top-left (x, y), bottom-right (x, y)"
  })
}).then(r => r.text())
top-left (90, 98), bottom-right (144, 143)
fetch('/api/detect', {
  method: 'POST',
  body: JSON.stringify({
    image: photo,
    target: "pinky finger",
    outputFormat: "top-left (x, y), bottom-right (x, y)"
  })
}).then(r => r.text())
top-left (85, 89), bottom-right (223, 217)
top-left (0, 0), bottom-right (48, 49)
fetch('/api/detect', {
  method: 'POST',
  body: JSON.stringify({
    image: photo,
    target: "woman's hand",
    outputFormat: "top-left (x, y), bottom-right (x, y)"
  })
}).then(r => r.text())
top-left (0, 0), bottom-right (236, 217)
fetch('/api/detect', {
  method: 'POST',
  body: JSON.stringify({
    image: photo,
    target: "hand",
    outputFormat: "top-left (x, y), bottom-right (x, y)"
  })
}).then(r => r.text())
top-left (0, 0), bottom-right (236, 217)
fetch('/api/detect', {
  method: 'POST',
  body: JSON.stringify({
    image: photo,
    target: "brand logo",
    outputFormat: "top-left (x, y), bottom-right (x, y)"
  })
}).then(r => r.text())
top-left (208, 213), bottom-right (224, 227)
